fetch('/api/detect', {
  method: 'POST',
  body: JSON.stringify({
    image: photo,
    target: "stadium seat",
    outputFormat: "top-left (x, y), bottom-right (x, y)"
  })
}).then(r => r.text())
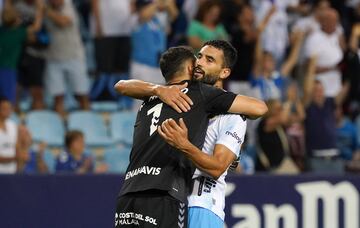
top-left (103, 147), bottom-right (131, 174)
top-left (91, 101), bottom-right (118, 112)
top-left (110, 111), bottom-right (137, 146)
top-left (43, 150), bottom-right (56, 173)
top-left (67, 111), bottom-right (114, 147)
top-left (26, 111), bottom-right (65, 147)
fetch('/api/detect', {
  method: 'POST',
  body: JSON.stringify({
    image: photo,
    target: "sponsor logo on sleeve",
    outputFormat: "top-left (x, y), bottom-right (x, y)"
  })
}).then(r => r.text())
top-left (225, 131), bottom-right (242, 144)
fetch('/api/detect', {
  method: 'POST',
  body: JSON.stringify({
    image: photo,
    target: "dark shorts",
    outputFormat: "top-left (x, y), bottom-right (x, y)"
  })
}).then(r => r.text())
top-left (94, 36), bottom-right (131, 74)
top-left (18, 52), bottom-right (45, 87)
top-left (115, 191), bottom-right (188, 228)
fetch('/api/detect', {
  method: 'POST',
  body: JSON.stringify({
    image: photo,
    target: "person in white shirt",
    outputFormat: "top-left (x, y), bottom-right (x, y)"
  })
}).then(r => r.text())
top-left (158, 42), bottom-right (249, 228)
top-left (90, 0), bottom-right (134, 77)
top-left (304, 8), bottom-right (346, 97)
top-left (0, 98), bottom-right (28, 174)
top-left (254, 0), bottom-right (299, 66)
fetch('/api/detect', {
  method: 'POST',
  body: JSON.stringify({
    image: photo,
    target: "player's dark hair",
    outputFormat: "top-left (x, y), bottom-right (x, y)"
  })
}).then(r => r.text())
top-left (202, 40), bottom-right (238, 69)
top-left (159, 46), bottom-right (196, 82)
top-left (65, 130), bottom-right (84, 149)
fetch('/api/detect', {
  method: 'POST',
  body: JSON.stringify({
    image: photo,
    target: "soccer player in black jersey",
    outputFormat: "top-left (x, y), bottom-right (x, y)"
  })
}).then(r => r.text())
top-left (114, 45), bottom-right (267, 228)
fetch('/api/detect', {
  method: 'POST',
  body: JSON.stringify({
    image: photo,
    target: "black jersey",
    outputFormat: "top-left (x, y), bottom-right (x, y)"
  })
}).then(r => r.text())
top-left (119, 80), bottom-right (236, 203)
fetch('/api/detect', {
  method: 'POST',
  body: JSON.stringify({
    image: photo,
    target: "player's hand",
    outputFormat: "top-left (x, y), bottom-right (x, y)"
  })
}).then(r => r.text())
top-left (157, 118), bottom-right (190, 151)
top-left (155, 82), bottom-right (193, 113)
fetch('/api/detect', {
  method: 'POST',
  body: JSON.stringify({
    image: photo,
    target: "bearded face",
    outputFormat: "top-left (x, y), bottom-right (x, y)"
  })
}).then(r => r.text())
top-left (192, 45), bottom-right (225, 85)
top-left (193, 66), bottom-right (220, 85)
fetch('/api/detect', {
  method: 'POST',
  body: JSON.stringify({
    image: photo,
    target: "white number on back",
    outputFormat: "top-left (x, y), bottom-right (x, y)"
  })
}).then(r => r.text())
top-left (147, 103), bottom-right (163, 136)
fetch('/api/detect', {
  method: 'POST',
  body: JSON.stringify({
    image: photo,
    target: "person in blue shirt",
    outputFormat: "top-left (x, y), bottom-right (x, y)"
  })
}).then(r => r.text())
top-left (16, 125), bottom-right (49, 174)
top-left (56, 130), bottom-right (93, 174)
top-left (335, 106), bottom-right (360, 161)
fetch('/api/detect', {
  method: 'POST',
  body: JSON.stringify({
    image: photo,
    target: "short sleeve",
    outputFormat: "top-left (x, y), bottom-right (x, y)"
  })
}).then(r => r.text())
top-left (200, 83), bottom-right (236, 115)
top-left (215, 115), bottom-right (246, 157)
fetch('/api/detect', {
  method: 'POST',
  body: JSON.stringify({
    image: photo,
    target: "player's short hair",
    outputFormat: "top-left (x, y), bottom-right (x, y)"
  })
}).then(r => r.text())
top-left (65, 130), bottom-right (83, 148)
top-left (202, 40), bottom-right (237, 69)
top-left (159, 46), bottom-right (196, 82)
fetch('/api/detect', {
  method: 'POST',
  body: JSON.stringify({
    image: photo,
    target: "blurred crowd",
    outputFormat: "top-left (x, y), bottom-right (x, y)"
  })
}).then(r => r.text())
top-left (1, 0), bottom-right (360, 175)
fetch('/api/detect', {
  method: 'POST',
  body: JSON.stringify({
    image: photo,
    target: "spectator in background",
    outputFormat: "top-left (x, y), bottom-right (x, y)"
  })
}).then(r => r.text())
top-left (255, 99), bottom-right (298, 174)
top-left (237, 153), bottom-right (255, 174)
top-left (15, 0), bottom-right (48, 110)
top-left (0, 0), bottom-right (43, 105)
top-left (0, 97), bottom-right (27, 174)
top-left (291, 0), bottom-right (332, 84)
top-left (335, 105), bottom-right (360, 161)
top-left (222, 0), bottom-right (247, 33)
top-left (283, 82), bottom-right (306, 170)
top-left (291, 0), bottom-right (332, 60)
top-left (16, 126), bottom-right (48, 173)
top-left (251, 28), bottom-right (304, 101)
top-left (89, 0), bottom-right (134, 101)
top-left (254, 0), bottom-right (299, 66)
top-left (345, 23), bottom-right (360, 106)
top-left (130, 0), bottom-right (178, 110)
top-left (56, 130), bottom-right (93, 174)
top-left (303, 57), bottom-right (349, 173)
top-left (187, 0), bottom-right (228, 51)
top-left (44, 0), bottom-right (90, 117)
top-left (167, 0), bottom-right (190, 47)
top-left (228, 4), bottom-right (273, 96)
top-left (229, 137), bottom-right (256, 175)
top-left (349, 1), bottom-right (360, 27)
top-left (304, 8), bottom-right (346, 98)
top-left (182, 0), bottom-right (207, 23)
top-left (0, 0), bottom-right (3, 25)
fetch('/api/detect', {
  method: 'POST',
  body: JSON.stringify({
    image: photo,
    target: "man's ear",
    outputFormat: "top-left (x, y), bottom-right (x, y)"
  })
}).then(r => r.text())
top-left (187, 63), bottom-right (194, 76)
top-left (220, 68), bottom-right (231, 80)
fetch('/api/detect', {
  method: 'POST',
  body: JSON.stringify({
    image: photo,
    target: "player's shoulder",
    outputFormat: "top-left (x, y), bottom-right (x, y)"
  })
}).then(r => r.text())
top-left (198, 81), bottom-right (226, 92)
top-left (217, 114), bottom-right (247, 123)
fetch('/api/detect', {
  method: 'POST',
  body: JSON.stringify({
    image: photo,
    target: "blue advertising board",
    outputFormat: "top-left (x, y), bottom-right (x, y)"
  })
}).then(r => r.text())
top-left (224, 175), bottom-right (360, 228)
top-left (0, 174), bottom-right (359, 228)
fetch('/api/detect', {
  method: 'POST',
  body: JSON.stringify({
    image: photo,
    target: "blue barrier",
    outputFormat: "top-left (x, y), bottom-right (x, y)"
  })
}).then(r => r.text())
top-left (0, 174), bottom-right (359, 228)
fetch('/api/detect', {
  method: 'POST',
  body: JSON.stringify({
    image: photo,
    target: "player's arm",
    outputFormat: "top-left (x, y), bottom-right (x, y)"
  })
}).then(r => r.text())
top-left (114, 79), bottom-right (193, 113)
top-left (158, 118), bottom-right (237, 180)
top-left (227, 95), bottom-right (268, 120)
